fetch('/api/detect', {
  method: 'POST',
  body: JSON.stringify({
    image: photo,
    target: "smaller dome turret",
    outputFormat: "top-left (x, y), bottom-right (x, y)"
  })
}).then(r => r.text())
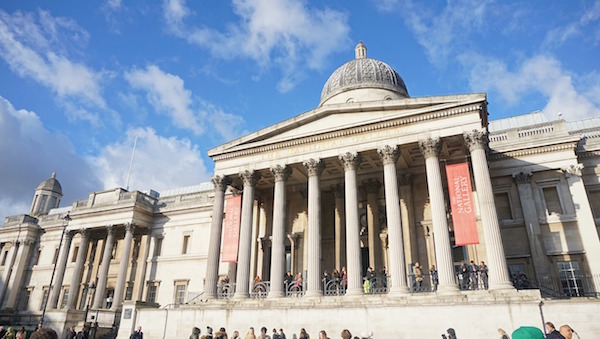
top-left (30, 172), bottom-right (63, 216)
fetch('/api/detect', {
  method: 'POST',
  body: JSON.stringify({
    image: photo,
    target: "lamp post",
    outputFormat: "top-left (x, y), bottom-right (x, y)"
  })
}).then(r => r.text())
top-left (84, 282), bottom-right (96, 326)
top-left (40, 212), bottom-right (71, 328)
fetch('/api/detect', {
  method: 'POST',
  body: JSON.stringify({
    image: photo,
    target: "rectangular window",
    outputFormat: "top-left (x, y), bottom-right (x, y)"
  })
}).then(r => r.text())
top-left (39, 288), bottom-right (49, 311)
top-left (147, 285), bottom-right (157, 303)
top-left (154, 238), bottom-right (163, 257)
top-left (71, 246), bottom-right (79, 262)
top-left (557, 261), bottom-right (583, 297)
top-left (589, 190), bottom-right (600, 219)
top-left (34, 249), bottom-right (42, 266)
top-left (182, 235), bottom-right (190, 255)
top-left (20, 288), bottom-right (32, 311)
top-left (175, 284), bottom-right (186, 304)
top-left (37, 195), bottom-right (48, 213)
top-left (542, 186), bottom-right (563, 215)
top-left (125, 285), bottom-right (133, 301)
top-left (494, 192), bottom-right (513, 220)
top-left (60, 288), bottom-right (69, 309)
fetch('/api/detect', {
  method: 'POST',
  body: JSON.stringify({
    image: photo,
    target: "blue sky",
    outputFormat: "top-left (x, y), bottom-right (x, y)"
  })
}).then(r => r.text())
top-left (1, 0), bottom-right (599, 222)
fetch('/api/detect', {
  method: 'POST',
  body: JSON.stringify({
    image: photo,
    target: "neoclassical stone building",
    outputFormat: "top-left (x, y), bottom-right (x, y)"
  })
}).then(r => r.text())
top-left (1, 42), bottom-right (600, 338)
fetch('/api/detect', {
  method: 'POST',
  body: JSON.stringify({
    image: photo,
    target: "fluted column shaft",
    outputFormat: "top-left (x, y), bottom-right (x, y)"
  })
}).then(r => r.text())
top-left (112, 224), bottom-right (135, 309)
top-left (304, 159), bottom-right (324, 297)
top-left (49, 231), bottom-right (74, 309)
top-left (66, 230), bottom-right (89, 309)
top-left (419, 138), bottom-right (458, 292)
top-left (234, 171), bottom-right (260, 299)
top-left (378, 146), bottom-right (409, 294)
top-left (204, 176), bottom-right (230, 299)
top-left (269, 165), bottom-right (291, 298)
top-left (93, 226), bottom-right (115, 308)
top-left (339, 153), bottom-right (363, 295)
top-left (562, 164), bottom-right (600, 291)
top-left (465, 131), bottom-right (513, 290)
top-left (333, 185), bottom-right (346, 271)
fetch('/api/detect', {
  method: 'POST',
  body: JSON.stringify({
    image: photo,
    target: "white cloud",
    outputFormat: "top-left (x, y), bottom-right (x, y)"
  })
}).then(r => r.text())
top-left (163, 0), bottom-right (351, 92)
top-left (0, 9), bottom-right (106, 123)
top-left (544, 0), bottom-right (600, 47)
top-left (125, 64), bottom-right (246, 140)
top-left (461, 53), bottom-right (600, 120)
top-left (125, 65), bottom-right (204, 135)
top-left (0, 96), bottom-right (102, 223)
top-left (89, 127), bottom-right (211, 193)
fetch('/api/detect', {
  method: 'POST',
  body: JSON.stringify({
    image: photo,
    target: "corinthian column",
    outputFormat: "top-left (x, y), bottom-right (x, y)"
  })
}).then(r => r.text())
top-left (269, 165), bottom-right (291, 298)
top-left (49, 231), bottom-right (74, 309)
top-left (93, 226), bottom-right (115, 308)
top-left (204, 175), bottom-right (231, 299)
top-left (234, 170), bottom-right (261, 299)
top-left (464, 130), bottom-right (512, 290)
top-left (562, 164), bottom-right (600, 291)
top-left (66, 229), bottom-right (89, 309)
top-left (112, 223), bottom-right (135, 309)
top-left (378, 145), bottom-right (409, 294)
top-left (339, 152), bottom-right (363, 296)
top-left (419, 138), bottom-right (458, 292)
top-left (303, 158), bottom-right (325, 297)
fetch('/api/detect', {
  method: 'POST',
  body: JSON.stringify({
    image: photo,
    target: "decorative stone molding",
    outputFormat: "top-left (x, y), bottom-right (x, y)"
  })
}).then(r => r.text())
top-left (512, 171), bottom-right (532, 184)
top-left (303, 158), bottom-right (325, 177)
top-left (106, 225), bottom-right (115, 235)
top-left (270, 165), bottom-right (292, 182)
top-left (22, 239), bottom-right (35, 246)
top-left (79, 228), bottom-right (89, 238)
top-left (363, 179), bottom-right (381, 194)
top-left (463, 129), bottom-right (488, 152)
top-left (378, 145), bottom-right (400, 165)
top-left (418, 138), bottom-right (442, 159)
top-left (339, 152), bottom-right (362, 171)
top-left (211, 175), bottom-right (232, 192)
top-left (398, 173), bottom-right (412, 186)
top-left (488, 142), bottom-right (578, 160)
top-left (124, 223), bottom-right (136, 234)
top-left (562, 164), bottom-right (584, 177)
top-left (240, 170), bottom-right (261, 187)
top-left (66, 230), bottom-right (75, 239)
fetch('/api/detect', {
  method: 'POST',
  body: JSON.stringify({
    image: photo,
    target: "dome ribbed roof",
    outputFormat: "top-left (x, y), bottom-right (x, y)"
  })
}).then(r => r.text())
top-left (36, 172), bottom-right (62, 195)
top-left (320, 42), bottom-right (409, 105)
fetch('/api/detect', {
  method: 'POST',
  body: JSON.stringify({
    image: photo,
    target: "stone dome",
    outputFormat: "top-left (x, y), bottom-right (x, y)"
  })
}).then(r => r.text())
top-left (319, 42), bottom-right (409, 106)
top-left (36, 172), bottom-right (62, 195)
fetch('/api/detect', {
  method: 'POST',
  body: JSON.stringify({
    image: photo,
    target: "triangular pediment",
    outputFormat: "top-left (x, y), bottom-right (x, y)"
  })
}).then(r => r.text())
top-left (208, 93), bottom-right (487, 159)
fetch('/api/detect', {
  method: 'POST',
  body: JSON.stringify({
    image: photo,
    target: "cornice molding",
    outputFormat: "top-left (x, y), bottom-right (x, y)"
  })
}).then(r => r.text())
top-left (489, 142), bottom-right (577, 160)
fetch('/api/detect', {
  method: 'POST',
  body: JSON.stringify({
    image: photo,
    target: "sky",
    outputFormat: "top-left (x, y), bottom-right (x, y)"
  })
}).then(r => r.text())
top-left (0, 0), bottom-right (599, 222)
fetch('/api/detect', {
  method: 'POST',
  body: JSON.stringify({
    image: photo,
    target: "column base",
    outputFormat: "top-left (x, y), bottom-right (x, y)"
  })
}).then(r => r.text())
top-left (489, 281), bottom-right (515, 291)
top-left (345, 287), bottom-right (363, 296)
top-left (267, 291), bottom-right (285, 299)
top-left (304, 290), bottom-right (323, 298)
top-left (233, 292), bottom-right (249, 299)
top-left (388, 286), bottom-right (410, 295)
top-left (203, 292), bottom-right (216, 300)
top-left (436, 284), bottom-right (460, 294)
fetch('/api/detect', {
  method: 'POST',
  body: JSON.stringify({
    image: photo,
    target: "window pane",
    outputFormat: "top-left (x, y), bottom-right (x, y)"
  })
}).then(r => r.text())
top-left (61, 288), bottom-right (69, 309)
top-left (543, 187), bottom-right (563, 214)
top-left (175, 285), bottom-right (186, 304)
top-left (147, 285), bottom-right (157, 303)
top-left (154, 238), bottom-right (163, 257)
top-left (494, 192), bottom-right (513, 220)
top-left (557, 261), bottom-right (583, 296)
top-left (40, 289), bottom-right (49, 311)
top-left (182, 236), bottom-right (190, 255)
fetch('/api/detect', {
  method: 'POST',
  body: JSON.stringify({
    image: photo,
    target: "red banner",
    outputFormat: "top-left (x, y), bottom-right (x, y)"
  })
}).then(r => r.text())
top-left (222, 195), bottom-right (242, 262)
top-left (446, 162), bottom-right (479, 246)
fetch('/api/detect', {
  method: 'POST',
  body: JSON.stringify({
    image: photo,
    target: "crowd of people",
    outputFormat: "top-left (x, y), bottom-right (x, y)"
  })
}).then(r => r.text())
top-left (457, 260), bottom-right (489, 290)
top-left (183, 326), bottom-right (373, 339)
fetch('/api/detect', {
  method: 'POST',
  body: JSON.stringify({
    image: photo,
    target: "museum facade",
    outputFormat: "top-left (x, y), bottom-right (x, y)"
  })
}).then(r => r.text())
top-left (1, 42), bottom-right (600, 338)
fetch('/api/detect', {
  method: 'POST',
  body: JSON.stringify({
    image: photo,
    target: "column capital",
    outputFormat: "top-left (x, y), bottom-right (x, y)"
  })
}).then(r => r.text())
top-left (331, 184), bottom-right (344, 199)
top-left (513, 171), bottom-right (532, 184)
top-left (22, 238), bottom-right (35, 246)
top-left (106, 225), bottom-right (115, 235)
top-left (339, 152), bottom-right (362, 171)
top-left (398, 173), bottom-right (412, 186)
top-left (377, 145), bottom-right (400, 165)
top-left (240, 170), bottom-right (261, 187)
top-left (65, 230), bottom-right (75, 240)
top-left (303, 158), bottom-right (325, 177)
top-left (418, 138), bottom-right (442, 159)
top-left (124, 223), bottom-right (136, 234)
top-left (79, 228), bottom-right (89, 239)
top-left (211, 175), bottom-right (232, 191)
top-left (363, 178), bottom-right (381, 194)
top-left (270, 165), bottom-right (292, 182)
top-left (463, 129), bottom-right (489, 152)
top-left (562, 163), bottom-right (583, 177)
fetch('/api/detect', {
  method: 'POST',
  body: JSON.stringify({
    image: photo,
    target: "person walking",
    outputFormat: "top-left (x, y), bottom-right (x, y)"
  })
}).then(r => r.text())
top-left (66, 326), bottom-right (76, 339)
top-left (559, 325), bottom-right (578, 339)
top-left (129, 326), bottom-right (143, 339)
top-left (245, 327), bottom-right (256, 339)
top-left (15, 328), bottom-right (25, 339)
top-left (479, 261), bottom-right (489, 290)
top-left (190, 327), bottom-right (201, 339)
top-left (498, 328), bottom-right (509, 339)
top-left (76, 326), bottom-right (88, 339)
top-left (545, 322), bottom-right (565, 339)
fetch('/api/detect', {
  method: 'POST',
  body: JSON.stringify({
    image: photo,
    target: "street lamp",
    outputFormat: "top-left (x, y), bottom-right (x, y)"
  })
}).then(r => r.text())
top-left (84, 282), bottom-right (96, 325)
top-left (40, 212), bottom-right (71, 328)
